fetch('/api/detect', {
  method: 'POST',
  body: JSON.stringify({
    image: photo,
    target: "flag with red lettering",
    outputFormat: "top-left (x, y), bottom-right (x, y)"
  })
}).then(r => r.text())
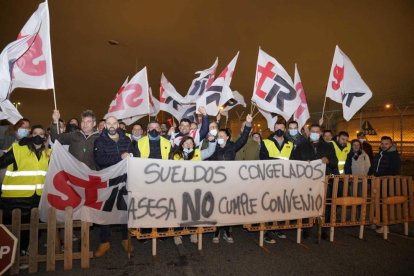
top-left (325, 45), bottom-right (372, 121)
top-left (196, 52), bottom-right (239, 116)
top-left (104, 67), bottom-right (150, 121)
top-left (0, 33), bottom-right (40, 124)
top-left (39, 141), bottom-right (128, 224)
top-left (251, 48), bottom-right (300, 121)
top-left (122, 87), bottom-right (160, 125)
top-left (182, 58), bottom-right (218, 104)
top-left (11, 1), bottom-right (55, 91)
top-left (293, 64), bottom-right (310, 130)
top-left (258, 107), bottom-right (279, 130)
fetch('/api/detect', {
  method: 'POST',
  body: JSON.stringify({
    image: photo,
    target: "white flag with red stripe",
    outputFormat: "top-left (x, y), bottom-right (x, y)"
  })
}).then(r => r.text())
top-left (11, 2), bottom-right (55, 91)
top-left (182, 58), bottom-right (218, 104)
top-left (293, 64), bottom-right (310, 130)
top-left (196, 52), bottom-right (239, 116)
top-left (104, 67), bottom-right (150, 121)
top-left (252, 48), bottom-right (300, 121)
top-left (325, 45), bottom-right (372, 121)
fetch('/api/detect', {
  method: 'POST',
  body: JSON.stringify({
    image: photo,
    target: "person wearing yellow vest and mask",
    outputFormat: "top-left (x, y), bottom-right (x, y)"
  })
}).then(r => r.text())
top-left (132, 121), bottom-right (171, 159)
top-left (260, 119), bottom-right (294, 244)
top-left (331, 131), bottom-right (351, 175)
top-left (170, 135), bottom-right (217, 245)
top-left (0, 125), bottom-right (50, 257)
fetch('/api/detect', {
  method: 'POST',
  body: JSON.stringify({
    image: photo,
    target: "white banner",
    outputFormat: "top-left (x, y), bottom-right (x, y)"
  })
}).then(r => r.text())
top-left (127, 158), bottom-right (326, 228)
top-left (39, 141), bottom-right (128, 224)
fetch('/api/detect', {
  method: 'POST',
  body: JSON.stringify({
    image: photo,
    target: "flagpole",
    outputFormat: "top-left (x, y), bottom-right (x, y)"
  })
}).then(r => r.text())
top-left (320, 96), bottom-right (327, 126)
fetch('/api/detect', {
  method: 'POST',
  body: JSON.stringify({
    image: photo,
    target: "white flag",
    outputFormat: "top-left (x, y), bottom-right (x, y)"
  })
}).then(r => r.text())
top-left (293, 64), bottom-right (310, 130)
top-left (0, 33), bottom-right (40, 123)
top-left (220, 90), bottom-right (246, 117)
top-left (122, 87), bottom-right (160, 125)
top-left (252, 48), bottom-right (300, 121)
top-left (196, 52), bottom-right (239, 116)
top-left (11, 2), bottom-right (55, 91)
top-left (258, 107), bottom-right (279, 130)
top-left (182, 58), bottom-right (218, 104)
top-left (160, 74), bottom-right (185, 121)
top-left (39, 141), bottom-right (128, 224)
top-left (325, 45), bottom-right (372, 121)
top-left (105, 67), bottom-right (150, 121)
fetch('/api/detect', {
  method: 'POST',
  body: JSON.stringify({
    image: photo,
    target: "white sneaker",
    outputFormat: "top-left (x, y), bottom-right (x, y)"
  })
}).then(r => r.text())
top-left (275, 231), bottom-right (287, 239)
top-left (375, 226), bottom-right (384, 234)
top-left (190, 234), bottom-right (198, 244)
top-left (223, 232), bottom-right (234, 243)
top-left (212, 234), bottom-right (220, 244)
top-left (174, 236), bottom-right (183, 245)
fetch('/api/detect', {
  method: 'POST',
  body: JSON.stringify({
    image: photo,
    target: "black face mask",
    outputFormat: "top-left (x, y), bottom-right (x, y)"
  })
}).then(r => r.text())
top-left (275, 129), bottom-right (284, 137)
top-left (148, 129), bottom-right (160, 138)
top-left (32, 135), bottom-right (45, 145)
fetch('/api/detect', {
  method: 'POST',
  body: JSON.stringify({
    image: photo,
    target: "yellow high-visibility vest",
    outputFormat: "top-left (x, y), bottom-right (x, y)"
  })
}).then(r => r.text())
top-left (173, 149), bottom-right (201, 161)
top-left (2, 143), bottom-right (50, 198)
top-left (137, 136), bottom-right (171, 160)
top-left (262, 139), bottom-right (293, 160)
top-left (331, 141), bottom-right (351, 174)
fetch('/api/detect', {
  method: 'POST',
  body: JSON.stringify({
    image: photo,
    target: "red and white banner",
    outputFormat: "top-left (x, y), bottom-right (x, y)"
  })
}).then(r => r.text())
top-left (252, 48), bottom-right (300, 121)
top-left (325, 45), bottom-right (372, 121)
top-left (293, 64), bottom-right (310, 130)
top-left (105, 67), bottom-right (150, 121)
top-left (39, 141), bottom-right (128, 224)
top-left (196, 52), bottom-right (239, 116)
top-left (183, 58), bottom-right (218, 104)
top-left (0, 34), bottom-right (39, 124)
top-left (11, 1), bottom-right (55, 91)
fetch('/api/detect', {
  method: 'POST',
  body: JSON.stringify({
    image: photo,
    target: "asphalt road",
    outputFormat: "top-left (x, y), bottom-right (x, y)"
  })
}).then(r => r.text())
top-left (22, 223), bottom-right (414, 276)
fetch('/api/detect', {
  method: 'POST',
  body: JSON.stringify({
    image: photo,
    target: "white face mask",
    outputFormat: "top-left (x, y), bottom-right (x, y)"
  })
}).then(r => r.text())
top-left (289, 129), bottom-right (298, 136)
top-left (209, 129), bottom-right (218, 136)
top-left (132, 135), bottom-right (142, 141)
top-left (359, 138), bottom-right (365, 143)
top-left (310, 132), bottom-right (320, 142)
top-left (183, 148), bottom-right (193, 154)
top-left (217, 138), bottom-right (225, 145)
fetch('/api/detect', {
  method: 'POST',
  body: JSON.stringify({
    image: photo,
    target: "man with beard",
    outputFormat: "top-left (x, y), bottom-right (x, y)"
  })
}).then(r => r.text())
top-left (93, 116), bottom-right (134, 257)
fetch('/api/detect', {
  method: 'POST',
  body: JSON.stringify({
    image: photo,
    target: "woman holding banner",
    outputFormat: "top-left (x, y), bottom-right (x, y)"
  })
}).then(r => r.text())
top-left (170, 135), bottom-right (217, 245)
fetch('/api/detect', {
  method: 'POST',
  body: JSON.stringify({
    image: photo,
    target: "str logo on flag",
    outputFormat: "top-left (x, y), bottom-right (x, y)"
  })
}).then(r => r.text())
top-left (47, 171), bottom-right (128, 212)
top-left (255, 62), bottom-right (297, 112)
top-left (160, 86), bottom-right (180, 110)
top-left (108, 83), bottom-right (143, 113)
top-left (14, 33), bottom-right (46, 76)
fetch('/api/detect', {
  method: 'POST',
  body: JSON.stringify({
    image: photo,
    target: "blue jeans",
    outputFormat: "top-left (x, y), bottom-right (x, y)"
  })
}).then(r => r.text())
top-left (99, 224), bottom-right (129, 243)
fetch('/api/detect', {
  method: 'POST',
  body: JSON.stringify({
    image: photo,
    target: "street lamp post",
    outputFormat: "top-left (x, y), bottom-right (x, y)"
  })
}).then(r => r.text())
top-left (13, 102), bottom-right (21, 111)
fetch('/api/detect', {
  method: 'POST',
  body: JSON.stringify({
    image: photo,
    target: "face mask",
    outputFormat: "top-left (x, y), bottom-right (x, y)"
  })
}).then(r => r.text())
top-left (217, 138), bottom-right (225, 145)
top-left (289, 129), bottom-right (298, 136)
top-left (132, 135), bottom-right (142, 141)
top-left (17, 128), bottom-right (30, 138)
top-left (32, 135), bottom-right (45, 145)
top-left (359, 139), bottom-right (365, 143)
top-left (209, 129), bottom-right (218, 136)
top-left (310, 132), bottom-right (320, 142)
top-left (183, 148), bottom-right (193, 154)
top-left (148, 129), bottom-right (159, 138)
top-left (275, 129), bottom-right (284, 137)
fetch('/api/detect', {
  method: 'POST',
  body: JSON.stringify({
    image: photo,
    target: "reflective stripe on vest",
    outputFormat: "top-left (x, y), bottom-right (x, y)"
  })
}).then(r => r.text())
top-left (262, 139), bottom-right (293, 159)
top-left (137, 136), bottom-right (171, 160)
top-left (173, 148), bottom-right (201, 161)
top-left (331, 141), bottom-right (351, 175)
top-left (2, 143), bottom-right (50, 198)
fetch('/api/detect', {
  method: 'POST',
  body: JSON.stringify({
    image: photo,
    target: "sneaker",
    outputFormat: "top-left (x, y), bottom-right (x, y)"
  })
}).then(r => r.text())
top-left (212, 233), bottom-right (220, 244)
top-left (375, 226), bottom-right (384, 234)
top-left (223, 232), bottom-right (234, 243)
top-left (264, 232), bottom-right (276, 244)
top-left (94, 242), bottom-right (110, 257)
top-left (275, 231), bottom-right (287, 239)
top-left (190, 234), bottom-right (198, 244)
top-left (174, 236), bottom-right (183, 245)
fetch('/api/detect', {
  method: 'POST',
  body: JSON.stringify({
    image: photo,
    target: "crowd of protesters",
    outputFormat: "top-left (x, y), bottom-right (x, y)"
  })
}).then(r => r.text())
top-left (0, 108), bottom-right (402, 264)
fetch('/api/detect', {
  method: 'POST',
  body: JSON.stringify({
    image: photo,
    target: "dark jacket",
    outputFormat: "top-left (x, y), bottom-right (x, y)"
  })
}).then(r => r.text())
top-left (209, 124), bottom-right (251, 161)
top-left (94, 129), bottom-right (133, 170)
top-left (291, 138), bottom-right (339, 175)
top-left (370, 145), bottom-right (401, 176)
top-left (285, 133), bottom-right (307, 149)
top-left (50, 123), bottom-right (100, 170)
top-left (362, 141), bottom-right (374, 163)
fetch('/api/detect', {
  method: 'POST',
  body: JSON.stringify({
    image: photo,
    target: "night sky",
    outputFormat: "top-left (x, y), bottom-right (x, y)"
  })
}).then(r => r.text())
top-left (1, 0), bottom-right (413, 125)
